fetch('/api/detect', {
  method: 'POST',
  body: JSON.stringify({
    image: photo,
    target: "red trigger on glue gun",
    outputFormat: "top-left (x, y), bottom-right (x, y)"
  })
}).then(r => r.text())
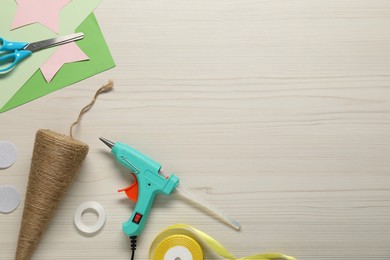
top-left (118, 173), bottom-right (139, 202)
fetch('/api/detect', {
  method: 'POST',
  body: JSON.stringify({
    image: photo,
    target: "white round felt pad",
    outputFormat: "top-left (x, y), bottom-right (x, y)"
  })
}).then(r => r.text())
top-left (0, 141), bottom-right (18, 169)
top-left (0, 185), bottom-right (21, 214)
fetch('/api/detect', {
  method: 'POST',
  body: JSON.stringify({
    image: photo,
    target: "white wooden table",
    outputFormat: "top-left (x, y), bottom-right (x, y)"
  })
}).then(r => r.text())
top-left (1, 1), bottom-right (390, 259)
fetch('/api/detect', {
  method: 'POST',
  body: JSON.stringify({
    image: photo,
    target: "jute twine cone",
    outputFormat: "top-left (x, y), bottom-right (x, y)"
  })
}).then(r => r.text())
top-left (15, 130), bottom-right (89, 260)
top-left (15, 81), bottom-right (113, 260)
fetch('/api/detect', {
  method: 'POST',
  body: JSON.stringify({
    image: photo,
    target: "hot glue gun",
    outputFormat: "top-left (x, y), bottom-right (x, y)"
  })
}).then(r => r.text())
top-left (100, 137), bottom-right (241, 259)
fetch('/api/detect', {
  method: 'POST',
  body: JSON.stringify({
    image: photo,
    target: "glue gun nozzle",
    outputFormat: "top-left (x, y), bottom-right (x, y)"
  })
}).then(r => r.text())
top-left (99, 137), bottom-right (115, 149)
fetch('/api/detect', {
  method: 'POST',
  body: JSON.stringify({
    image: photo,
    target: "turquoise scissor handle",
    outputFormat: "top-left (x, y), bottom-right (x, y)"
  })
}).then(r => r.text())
top-left (0, 37), bottom-right (29, 51)
top-left (0, 37), bottom-right (31, 74)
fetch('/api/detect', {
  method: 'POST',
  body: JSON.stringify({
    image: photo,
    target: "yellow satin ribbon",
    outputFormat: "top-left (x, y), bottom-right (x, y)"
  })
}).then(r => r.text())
top-left (149, 224), bottom-right (297, 260)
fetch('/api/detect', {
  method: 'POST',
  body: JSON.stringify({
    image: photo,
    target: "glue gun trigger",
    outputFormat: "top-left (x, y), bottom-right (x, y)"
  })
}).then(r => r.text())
top-left (118, 173), bottom-right (139, 202)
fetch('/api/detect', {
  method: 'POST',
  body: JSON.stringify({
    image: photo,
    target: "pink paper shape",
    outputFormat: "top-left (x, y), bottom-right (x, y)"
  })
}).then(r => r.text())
top-left (11, 0), bottom-right (71, 33)
top-left (40, 42), bottom-right (89, 82)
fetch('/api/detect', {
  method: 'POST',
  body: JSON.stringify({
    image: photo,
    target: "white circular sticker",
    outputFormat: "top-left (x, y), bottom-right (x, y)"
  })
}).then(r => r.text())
top-left (0, 185), bottom-right (21, 214)
top-left (0, 141), bottom-right (18, 169)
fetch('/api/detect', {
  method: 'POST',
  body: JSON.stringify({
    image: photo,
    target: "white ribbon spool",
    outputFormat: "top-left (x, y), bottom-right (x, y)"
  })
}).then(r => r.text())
top-left (74, 201), bottom-right (106, 235)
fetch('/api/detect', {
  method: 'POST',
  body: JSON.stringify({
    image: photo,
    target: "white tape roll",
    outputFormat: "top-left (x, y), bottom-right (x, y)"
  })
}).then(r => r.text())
top-left (74, 201), bottom-right (105, 235)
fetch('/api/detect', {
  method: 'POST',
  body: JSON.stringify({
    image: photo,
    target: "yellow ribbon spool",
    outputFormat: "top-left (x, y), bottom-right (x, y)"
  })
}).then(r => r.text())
top-left (149, 224), bottom-right (297, 260)
top-left (153, 234), bottom-right (203, 260)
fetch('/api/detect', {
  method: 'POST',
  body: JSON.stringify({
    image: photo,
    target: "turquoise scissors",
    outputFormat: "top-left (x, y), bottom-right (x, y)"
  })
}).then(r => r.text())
top-left (0, 32), bottom-right (84, 74)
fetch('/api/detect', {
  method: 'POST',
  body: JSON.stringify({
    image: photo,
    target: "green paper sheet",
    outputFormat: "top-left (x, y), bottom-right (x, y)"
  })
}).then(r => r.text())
top-left (0, 13), bottom-right (115, 113)
top-left (0, 0), bottom-right (101, 110)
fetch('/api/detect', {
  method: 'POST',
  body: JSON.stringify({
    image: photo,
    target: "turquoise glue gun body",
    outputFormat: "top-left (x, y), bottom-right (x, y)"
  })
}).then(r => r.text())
top-left (100, 138), bottom-right (179, 237)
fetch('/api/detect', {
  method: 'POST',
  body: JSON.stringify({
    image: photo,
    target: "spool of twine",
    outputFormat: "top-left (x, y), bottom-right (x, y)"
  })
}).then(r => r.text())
top-left (15, 81), bottom-right (113, 260)
top-left (15, 130), bottom-right (88, 260)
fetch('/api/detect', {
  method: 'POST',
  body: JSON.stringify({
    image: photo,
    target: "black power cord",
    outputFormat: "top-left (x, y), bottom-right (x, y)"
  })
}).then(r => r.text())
top-left (130, 236), bottom-right (137, 260)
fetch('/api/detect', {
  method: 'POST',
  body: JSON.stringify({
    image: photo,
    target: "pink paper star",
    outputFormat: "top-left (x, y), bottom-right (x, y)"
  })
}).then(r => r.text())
top-left (11, 0), bottom-right (71, 33)
top-left (40, 42), bottom-right (89, 82)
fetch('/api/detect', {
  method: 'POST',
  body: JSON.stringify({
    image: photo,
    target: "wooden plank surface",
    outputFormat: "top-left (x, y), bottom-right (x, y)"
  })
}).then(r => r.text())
top-left (1, 0), bottom-right (390, 259)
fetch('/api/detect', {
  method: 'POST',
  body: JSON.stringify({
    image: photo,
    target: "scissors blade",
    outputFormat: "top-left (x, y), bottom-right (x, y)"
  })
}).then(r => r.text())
top-left (24, 33), bottom-right (84, 52)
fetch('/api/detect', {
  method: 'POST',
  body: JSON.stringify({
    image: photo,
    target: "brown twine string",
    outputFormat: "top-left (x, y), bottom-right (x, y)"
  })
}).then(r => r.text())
top-left (69, 80), bottom-right (114, 138)
top-left (16, 81), bottom-right (113, 260)
top-left (15, 130), bottom-right (89, 260)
